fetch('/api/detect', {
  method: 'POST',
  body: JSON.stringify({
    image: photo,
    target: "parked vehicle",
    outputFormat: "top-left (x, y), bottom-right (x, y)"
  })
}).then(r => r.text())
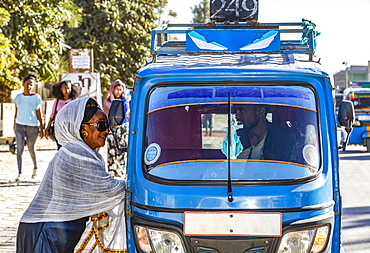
top-left (342, 87), bottom-right (370, 151)
top-left (123, 20), bottom-right (353, 253)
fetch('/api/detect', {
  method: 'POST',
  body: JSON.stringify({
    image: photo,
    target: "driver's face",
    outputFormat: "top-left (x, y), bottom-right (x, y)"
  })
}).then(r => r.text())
top-left (235, 104), bottom-right (259, 128)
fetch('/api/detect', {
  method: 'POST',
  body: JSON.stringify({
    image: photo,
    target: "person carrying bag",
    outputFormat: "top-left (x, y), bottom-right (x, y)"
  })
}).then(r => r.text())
top-left (103, 79), bottom-right (130, 178)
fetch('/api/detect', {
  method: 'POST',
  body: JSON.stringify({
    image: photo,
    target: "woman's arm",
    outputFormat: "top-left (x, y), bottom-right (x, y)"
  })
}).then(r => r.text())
top-left (36, 108), bottom-right (44, 138)
top-left (45, 99), bottom-right (59, 139)
top-left (44, 118), bottom-right (54, 139)
top-left (14, 106), bottom-right (17, 124)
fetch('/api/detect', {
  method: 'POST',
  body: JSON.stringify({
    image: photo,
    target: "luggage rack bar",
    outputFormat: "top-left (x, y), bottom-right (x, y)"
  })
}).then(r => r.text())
top-left (151, 21), bottom-right (317, 61)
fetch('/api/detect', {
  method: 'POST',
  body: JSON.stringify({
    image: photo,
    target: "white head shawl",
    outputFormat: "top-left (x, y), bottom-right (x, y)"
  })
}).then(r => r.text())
top-left (20, 97), bottom-right (126, 223)
top-left (55, 96), bottom-right (93, 146)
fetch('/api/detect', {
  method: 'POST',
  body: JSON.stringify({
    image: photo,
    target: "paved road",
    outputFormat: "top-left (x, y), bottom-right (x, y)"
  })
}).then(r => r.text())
top-left (1, 140), bottom-right (370, 252)
top-left (0, 138), bottom-right (107, 253)
top-left (340, 146), bottom-right (370, 252)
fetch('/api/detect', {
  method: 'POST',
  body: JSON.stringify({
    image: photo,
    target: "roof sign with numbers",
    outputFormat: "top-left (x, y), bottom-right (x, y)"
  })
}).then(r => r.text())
top-left (211, 0), bottom-right (259, 22)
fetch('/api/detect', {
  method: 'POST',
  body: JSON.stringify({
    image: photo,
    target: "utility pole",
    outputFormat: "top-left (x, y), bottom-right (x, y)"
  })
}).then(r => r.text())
top-left (342, 62), bottom-right (348, 88)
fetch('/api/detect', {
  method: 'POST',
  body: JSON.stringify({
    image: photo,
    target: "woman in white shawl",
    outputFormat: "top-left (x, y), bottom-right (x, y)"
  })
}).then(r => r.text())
top-left (16, 97), bottom-right (126, 253)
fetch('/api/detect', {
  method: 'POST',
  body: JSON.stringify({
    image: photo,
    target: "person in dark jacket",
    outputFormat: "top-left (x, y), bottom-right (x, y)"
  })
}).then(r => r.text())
top-left (235, 104), bottom-right (297, 162)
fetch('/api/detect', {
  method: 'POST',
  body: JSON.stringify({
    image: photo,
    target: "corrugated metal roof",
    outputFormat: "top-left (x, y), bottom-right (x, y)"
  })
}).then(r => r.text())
top-left (137, 53), bottom-right (327, 78)
top-left (152, 54), bottom-right (295, 66)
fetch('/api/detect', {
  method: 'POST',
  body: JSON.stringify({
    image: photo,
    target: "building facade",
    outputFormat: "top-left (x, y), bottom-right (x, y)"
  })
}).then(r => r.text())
top-left (334, 61), bottom-right (370, 92)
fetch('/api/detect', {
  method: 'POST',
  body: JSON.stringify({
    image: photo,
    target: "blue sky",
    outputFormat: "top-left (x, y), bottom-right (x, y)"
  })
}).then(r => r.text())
top-left (165, 0), bottom-right (370, 77)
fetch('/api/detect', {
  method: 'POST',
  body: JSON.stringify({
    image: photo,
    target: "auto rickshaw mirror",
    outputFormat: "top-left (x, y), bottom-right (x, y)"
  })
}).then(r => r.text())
top-left (337, 100), bottom-right (355, 133)
top-left (337, 100), bottom-right (355, 150)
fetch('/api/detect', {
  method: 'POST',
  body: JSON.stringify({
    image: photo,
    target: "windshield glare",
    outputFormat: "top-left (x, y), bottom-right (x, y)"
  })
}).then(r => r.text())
top-left (144, 85), bottom-right (320, 181)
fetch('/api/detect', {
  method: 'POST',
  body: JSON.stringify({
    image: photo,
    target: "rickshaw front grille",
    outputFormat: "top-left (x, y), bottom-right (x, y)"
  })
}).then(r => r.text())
top-left (189, 236), bottom-right (275, 253)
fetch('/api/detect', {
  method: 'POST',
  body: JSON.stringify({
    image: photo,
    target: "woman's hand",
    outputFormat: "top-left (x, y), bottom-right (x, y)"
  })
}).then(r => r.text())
top-left (45, 126), bottom-right (49, 139)
top-left (44, 118), bottom-right (54, 140)
top-left (36, 108), bottom-right (44, 139)
top-left (39, 127), bottom-right (45, 139)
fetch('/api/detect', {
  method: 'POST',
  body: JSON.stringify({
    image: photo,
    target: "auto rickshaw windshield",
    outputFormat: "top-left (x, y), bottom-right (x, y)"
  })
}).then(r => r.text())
top-left (144, 84), bottom-right (320, 181)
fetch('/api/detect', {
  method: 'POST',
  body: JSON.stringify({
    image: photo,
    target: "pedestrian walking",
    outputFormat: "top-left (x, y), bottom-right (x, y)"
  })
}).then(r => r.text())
top-left (13, 72), bottom-right (44, 181)
top-left (45, 80), bottom-right (80, 149)
top-left (16, 97), bottom-right (126, 253)
top-left (202, 114), bottom-right (213, 136)
top-left (103, 79), bottom-right (130, 178)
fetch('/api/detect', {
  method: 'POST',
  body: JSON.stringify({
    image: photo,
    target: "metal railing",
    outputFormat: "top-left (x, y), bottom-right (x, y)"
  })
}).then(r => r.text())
top-left (151, 21), bottom-right (317, 61)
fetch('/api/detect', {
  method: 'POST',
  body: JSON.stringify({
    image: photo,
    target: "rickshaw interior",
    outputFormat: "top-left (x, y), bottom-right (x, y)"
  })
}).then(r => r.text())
top-left (144, 84), bottom-right (321, 181)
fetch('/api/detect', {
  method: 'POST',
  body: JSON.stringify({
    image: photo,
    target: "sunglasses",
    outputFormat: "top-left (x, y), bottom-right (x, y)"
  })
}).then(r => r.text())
top-left (83, 121), bottom-right (110, 132)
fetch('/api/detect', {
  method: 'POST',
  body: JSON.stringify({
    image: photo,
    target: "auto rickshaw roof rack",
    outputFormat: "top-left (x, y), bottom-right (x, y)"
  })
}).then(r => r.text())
top-left (151, 20), bottom-right (319, 61)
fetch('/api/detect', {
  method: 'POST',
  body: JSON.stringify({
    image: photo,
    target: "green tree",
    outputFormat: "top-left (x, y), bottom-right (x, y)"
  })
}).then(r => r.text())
top-left (64, 0), bottom-right (161, 90)
top-left (0, 7), bottom-right (18, 88)
top-left (0, 0), bottom-right (172, 94)
top-left (191, 0), bottom-right (210, 23)
top-left (0, 7), bottom-right (17, 102)
top-left (0, 0), bottom-right (81, 87)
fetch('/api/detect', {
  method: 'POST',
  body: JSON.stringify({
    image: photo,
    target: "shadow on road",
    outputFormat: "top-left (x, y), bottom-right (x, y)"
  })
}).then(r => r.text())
top-left (342, 206), bottom-right (370, 250)
top-left (339, 150), bottom-right (370, 161)
top-left (0, 181), bottom-right (41, 187)
top-left (0, 148), bottom-right (56, 153)
top-left (0, 150), bottom-right (12, 153)
top-left (342, 206), bottom-right (370, 229)
top-left (36, 148), bottom-right (57, 151)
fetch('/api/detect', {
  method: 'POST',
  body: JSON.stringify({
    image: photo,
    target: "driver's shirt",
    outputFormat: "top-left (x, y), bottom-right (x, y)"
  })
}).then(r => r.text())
top-left (237, 134), bottom-right (267, 159)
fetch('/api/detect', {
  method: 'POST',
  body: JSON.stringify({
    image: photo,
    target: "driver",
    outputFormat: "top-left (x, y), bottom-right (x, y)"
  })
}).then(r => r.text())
top-left (235, 104), bottom-right (297, 162)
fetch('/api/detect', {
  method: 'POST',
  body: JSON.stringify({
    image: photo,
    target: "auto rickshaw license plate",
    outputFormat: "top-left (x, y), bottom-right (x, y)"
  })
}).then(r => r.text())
top-left (184, 212), bottom-right (282, 236)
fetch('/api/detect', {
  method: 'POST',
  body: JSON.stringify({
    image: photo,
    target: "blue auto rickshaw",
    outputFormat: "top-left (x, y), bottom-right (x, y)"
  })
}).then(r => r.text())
top-left (342, 87), bottom-right (370, 151)
top-left (123, 21), bottom-right (352, 253)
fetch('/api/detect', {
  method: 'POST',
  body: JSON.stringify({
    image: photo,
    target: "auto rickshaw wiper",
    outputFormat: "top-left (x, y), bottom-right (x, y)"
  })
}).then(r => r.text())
top-left (227, 92), bottom-right (233, 202)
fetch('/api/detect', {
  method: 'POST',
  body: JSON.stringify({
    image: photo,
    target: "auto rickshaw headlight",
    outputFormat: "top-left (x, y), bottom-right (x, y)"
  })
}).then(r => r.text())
top-left (135, 225), bottom-right (186, 253)
top-left (135, 226), bottom-right (151, 253)
top-left (277, 225), bottom-right (329, 253)
top-left (311, 226), bottom-right (330, 252)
